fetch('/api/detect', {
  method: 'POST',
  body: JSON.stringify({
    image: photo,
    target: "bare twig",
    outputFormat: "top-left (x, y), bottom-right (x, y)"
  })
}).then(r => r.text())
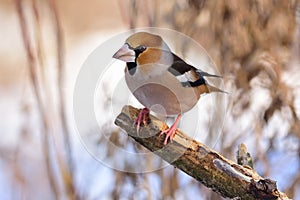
top-left (115, 105), bottom-right (291, 200)
top-left (48, 0), bottom-right (77, 199)
top-left (31, 0), bottom-right (46, 82)
top-left (15, 0), bottom-right (59, 198)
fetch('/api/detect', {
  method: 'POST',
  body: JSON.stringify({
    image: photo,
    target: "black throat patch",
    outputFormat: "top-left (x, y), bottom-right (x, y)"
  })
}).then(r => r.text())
top-left (125, 45), bottom-right (146, 76)
top-left (126, 62), bottom-right (137, 75)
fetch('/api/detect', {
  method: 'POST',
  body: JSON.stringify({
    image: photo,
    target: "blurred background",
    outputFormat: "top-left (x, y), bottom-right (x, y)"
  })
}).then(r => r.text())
top-left (1, 0), bottom-right (300, 199)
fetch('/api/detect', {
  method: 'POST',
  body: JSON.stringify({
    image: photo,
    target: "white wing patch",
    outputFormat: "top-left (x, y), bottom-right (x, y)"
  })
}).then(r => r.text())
top-left (176, 70), bottom-right (198, 83)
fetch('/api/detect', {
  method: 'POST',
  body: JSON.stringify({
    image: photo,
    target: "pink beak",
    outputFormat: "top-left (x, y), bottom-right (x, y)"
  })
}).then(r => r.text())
top-left (113, 44), bottom-right (135, 62)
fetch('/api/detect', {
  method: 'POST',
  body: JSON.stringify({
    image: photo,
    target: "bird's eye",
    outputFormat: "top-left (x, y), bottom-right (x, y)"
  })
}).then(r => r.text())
top-left (135, 45), bottom-right (147, 53)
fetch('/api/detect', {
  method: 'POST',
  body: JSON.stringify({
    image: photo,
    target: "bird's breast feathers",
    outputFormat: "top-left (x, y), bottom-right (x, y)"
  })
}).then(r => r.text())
top-left (113, 32), bottom-right (225, 115)
top-left (125, 61), bottom-right (201, 115)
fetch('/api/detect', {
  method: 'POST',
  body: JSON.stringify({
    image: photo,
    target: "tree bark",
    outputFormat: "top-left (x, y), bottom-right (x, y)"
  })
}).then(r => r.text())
top-left (114, 105), bottom-right (291, 200)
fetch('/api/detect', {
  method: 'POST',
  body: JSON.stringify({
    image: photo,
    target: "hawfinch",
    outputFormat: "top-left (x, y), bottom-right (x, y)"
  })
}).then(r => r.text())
top-left (113, 32), bottom-right (225, 145)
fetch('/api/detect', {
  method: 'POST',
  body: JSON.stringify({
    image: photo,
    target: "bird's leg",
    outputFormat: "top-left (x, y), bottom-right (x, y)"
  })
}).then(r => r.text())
top-left (160, 115), bottom-right (181, 145)
top-left (135, 108), bottom-right (150, 133)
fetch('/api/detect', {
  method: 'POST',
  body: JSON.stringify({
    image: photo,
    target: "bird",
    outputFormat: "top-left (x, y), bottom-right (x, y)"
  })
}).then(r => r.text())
top-left (113, 32), bottom-right (226, 145)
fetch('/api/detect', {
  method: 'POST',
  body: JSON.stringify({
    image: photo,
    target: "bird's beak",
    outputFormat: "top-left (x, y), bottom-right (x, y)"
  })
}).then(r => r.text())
top-left (113, 44), bottom-right (135, 62)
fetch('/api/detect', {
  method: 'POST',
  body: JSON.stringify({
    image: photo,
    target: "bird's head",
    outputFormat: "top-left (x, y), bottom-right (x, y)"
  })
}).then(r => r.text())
top-left (113, 32), bottom-right (171, 66)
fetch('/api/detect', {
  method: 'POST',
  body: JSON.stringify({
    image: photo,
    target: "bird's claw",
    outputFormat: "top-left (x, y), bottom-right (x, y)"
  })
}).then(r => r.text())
top-left (160, 126), bottom-right (177, 145)
top-left (160, 114), bottom-right (181, 145)
top-left (135, 108), bottom-right (150, 133)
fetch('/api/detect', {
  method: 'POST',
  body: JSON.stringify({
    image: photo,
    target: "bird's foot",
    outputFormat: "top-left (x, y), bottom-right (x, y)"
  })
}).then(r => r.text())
top-left (160, 115), bottom-right (181, 145)
top-left (135, 108), bottom-right (150, 133)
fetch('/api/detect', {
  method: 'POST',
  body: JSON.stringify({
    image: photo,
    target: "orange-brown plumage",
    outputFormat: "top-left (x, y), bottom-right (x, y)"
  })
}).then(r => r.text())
top-left (113, 32), bottom-right (225, 144)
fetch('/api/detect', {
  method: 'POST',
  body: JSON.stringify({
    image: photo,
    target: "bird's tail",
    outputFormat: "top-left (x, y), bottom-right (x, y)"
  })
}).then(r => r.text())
top-left (198, 83), bottom-right (228, 94)
top-left (196, 69), bottom-right (222, 78)
top-left (195, 70), bottom-right (227, 94)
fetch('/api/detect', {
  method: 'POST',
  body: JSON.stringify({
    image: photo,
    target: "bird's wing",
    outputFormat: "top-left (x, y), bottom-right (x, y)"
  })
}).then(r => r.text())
top-left (167, 53), bottom-right (221, 88)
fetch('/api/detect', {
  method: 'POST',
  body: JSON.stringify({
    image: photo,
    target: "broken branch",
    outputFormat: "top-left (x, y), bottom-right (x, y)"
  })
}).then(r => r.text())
top-left (114, 105), bottom-right (290, 200)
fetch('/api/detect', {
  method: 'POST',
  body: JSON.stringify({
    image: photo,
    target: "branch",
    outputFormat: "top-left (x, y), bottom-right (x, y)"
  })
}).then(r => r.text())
top-left (114, 105), bottom-right (290, 200)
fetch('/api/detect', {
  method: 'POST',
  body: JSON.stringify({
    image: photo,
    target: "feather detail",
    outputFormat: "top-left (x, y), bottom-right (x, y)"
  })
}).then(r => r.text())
top-left (196, 69), bottom-right (222, 78)
top-left (196, 83), bottom-right (227, 95)
top-left (167, 53), bottom-right (225, 91)
top-left (205, 84), bottom-right (228, 94)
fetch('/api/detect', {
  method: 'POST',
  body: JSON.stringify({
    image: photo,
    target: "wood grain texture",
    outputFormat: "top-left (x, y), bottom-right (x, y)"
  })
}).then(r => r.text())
top-left (114, 105), bottom-right (290, 200)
